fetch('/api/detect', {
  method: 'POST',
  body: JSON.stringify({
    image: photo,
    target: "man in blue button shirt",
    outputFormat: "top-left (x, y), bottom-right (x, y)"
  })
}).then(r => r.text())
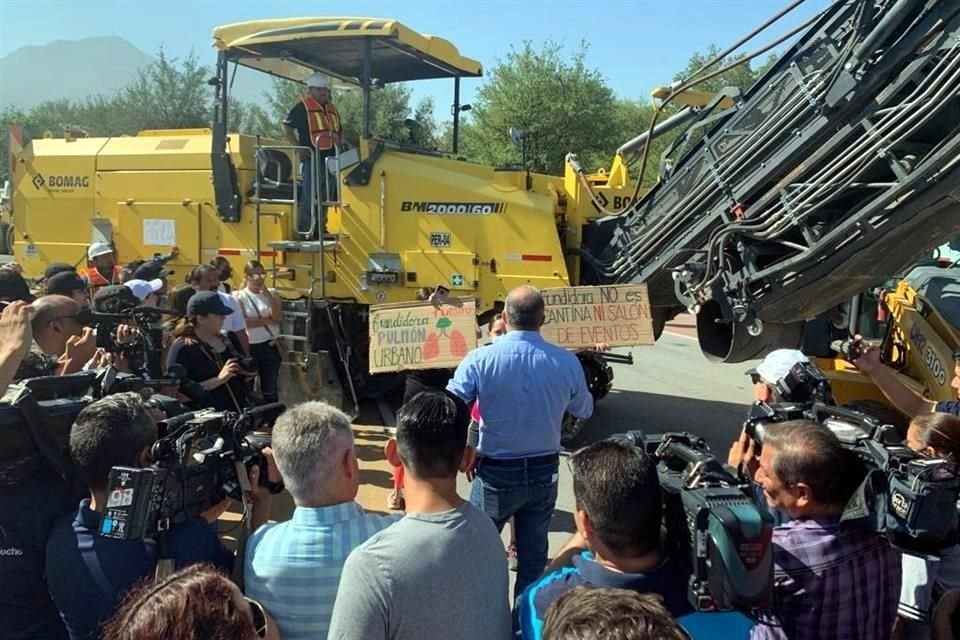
top-left (44, 393), bottom-right (256, 640)
top-left (447, 285), bottom-right (593, 599)
top-left (245, 401), bottom-right (398, 640)
top-left (854, 345), bottom-right (960, 417)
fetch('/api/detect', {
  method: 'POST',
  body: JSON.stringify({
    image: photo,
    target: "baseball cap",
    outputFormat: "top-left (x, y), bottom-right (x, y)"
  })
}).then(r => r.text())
top-left (44, 262), bottom-right (76, 280)
top-left (87, 242), bottom-right (114, 260)
top-left (753, 349), bottom-right (810, 385)
top-left (132, 259), bottom-right (172, 281)
top-left (46, 271), bottom-right (88, 296)
top-left (0, 269), bottom-right (33, 302)
top-left (124, 278), bottom-right (164, 301)
top-left (187, 291), bottom-right (233, 317)
top-left (93, 285), bottom-right (140, 313)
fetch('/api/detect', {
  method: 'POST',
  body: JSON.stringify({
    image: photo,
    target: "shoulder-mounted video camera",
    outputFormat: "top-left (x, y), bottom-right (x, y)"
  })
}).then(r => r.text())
top-left (810, 403), bottom-right (959, 553)
top-left (100, 403), bottom-right (285, 542)
top-left (0, 371), bottom-right (187, 486)
top-left (610, 431), bottom-right (773, 612)
top-left (79, 305), bottom-right (173, 377)
top-left (743, 358), bottom-right (959, 553)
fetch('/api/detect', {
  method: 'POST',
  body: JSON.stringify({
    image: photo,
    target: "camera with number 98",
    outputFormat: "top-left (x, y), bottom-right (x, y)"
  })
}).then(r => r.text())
top-left (99, 403), bottom-right (284, 542)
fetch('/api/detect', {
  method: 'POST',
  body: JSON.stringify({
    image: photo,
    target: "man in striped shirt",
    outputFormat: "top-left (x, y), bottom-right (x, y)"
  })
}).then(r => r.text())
top-left (748, 421), bottom-right (901, 640)
top-left (244, 402), bottom-right (398, 640)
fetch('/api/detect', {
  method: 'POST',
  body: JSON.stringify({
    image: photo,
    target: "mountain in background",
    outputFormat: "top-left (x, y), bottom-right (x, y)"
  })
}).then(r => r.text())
top-left (0, 36), bottom-right (154, 109)
top-left (0, 36), bottom-right (272, 110)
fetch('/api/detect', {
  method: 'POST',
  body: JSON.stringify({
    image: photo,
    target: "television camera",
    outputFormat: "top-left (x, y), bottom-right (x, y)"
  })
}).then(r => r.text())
top-left (612, 430), bottom-right (774, 613)
top-left (743, 360), bottom-right (959, 553)
top-left (100, 403), bottom-right (285, 542)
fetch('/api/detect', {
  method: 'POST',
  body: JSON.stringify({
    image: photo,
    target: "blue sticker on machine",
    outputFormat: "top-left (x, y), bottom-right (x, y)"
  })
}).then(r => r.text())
top-left (451, 274), bottom-right (464, 287)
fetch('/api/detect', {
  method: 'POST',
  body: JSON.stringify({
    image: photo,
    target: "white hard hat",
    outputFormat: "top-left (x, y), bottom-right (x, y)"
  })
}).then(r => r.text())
top-left (87, 242), bottom-right (114, 260)
top-left (306, 73), bottom-right (329, 89)
top-left (754, 349), bottom-right (810, 385)
top-left (124, 278), bottom-right (164, 301)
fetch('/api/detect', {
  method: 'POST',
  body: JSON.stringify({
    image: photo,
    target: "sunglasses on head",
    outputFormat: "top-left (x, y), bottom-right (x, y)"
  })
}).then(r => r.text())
top-left (245, 597), bottom-right (267, 639)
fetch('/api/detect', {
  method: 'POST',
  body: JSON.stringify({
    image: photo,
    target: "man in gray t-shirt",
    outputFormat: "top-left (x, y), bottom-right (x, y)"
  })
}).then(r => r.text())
top-left (328, 390), bottom-right (510, 640)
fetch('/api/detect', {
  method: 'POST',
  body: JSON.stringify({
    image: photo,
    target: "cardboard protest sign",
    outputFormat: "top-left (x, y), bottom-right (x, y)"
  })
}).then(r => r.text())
top-left (369, 297), bottom-right (478, 373)
top-left (541, 284), bottom-right (654, 349)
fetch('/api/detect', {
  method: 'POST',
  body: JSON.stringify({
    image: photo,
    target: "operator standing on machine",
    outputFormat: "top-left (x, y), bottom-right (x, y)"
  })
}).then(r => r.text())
top-left (282, 72), bottom-right (343, 237)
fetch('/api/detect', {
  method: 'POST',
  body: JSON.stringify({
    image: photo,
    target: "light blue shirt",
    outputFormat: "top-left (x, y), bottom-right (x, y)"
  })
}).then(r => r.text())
top-left (447, 330), bottom-right (593, 458)
top-left (244, 501), bottom-right (398, 640)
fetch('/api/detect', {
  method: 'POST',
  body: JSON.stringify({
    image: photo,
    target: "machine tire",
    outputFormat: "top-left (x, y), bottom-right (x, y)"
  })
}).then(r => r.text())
top-left (579, 352), bottom-right (613, 402)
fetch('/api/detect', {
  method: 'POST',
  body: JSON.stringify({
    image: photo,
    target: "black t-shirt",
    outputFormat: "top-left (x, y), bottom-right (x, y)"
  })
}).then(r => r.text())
top-left (284, 101), bottom-right (338, 157)
top-left (0, 470), bottom-right (79, 640)
top-left (284, 101), bottom-right (311, 148)
top-left (174, 334), bottom-right (250, 412)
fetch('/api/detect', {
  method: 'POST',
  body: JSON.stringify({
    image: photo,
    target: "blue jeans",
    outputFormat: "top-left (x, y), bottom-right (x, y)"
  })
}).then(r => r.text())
top-left (299, 157), bottom-right (329, 234)
top-left (470, 458), bottom-right (559, 600)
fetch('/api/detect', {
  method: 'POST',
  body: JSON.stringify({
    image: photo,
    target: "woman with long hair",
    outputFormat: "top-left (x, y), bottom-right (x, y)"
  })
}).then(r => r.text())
top-left (102, 564), bottom-right (279, 640)
top-left (170, 291), bottom-right (254, 412)
top-left (161, 283), bottom-right (197, 371)
top-left (234, 260), bottom-right (284, 404)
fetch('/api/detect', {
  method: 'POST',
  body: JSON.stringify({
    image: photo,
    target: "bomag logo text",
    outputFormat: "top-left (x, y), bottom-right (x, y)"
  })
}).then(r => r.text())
top-left (400, 201), bottom-right (506, 215)
top-left (34, 173), bottom-right (91, 190)
top-left (49, 175), bottom-right (90, 188)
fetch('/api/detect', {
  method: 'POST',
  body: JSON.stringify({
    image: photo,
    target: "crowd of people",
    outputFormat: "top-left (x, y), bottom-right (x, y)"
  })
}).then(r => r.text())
top-left (2, 249), bottom-right (960, 640)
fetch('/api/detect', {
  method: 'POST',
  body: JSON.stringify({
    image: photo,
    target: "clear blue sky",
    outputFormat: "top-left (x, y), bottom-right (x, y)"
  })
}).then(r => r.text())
top-left (0, 0), bottom-right (831, 119)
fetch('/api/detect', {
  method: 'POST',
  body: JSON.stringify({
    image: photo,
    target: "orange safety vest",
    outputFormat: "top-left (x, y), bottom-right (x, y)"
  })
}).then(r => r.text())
top-left (300, 96), bottom-right (342, 152)
top-left (80, 265), bottom-right (121, 297)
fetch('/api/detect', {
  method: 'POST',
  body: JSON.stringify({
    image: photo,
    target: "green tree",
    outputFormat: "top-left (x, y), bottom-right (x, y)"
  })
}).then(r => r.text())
top-left (111, 49), bottom-right (212, 131)
top-left (461, 41), bottom-right (620, 175)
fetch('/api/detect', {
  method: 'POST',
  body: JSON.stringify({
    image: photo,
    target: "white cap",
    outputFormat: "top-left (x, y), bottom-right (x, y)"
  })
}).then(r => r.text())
top-left (306, 72), bottom-right (329, 89)
top-left (87, 242), bottom-right (114, 260)
top-left (754, 349), bottom-right (810, 385)
top-left (124, 278), bottom-right (164, 301)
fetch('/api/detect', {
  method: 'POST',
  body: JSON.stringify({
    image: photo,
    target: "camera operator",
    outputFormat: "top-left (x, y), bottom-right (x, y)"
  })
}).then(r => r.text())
top-left (30, 295), bottom-right (98, 375)
top-left (90, 286), bottom-right (152, 376)
top-left (518, 440), bottom-right (753, 640)
top-left (45, 271), bottom-right (90, 307)
top-left (44, 392), bottom-right (278, 640)
top-left (895, 412), bottom-right (960, 639)
top-left (0, 299), bottom-right (80, 640)
top-left (855, 346), bottom-right (960, 419)
top-left (729, 420), bottom-right (901, 640)
top-left (170, 291), bottom-right (256, 412)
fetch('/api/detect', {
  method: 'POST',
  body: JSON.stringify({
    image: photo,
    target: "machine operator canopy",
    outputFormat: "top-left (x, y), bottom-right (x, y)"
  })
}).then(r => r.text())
top-left (212, 17), bottom-right (483, 85)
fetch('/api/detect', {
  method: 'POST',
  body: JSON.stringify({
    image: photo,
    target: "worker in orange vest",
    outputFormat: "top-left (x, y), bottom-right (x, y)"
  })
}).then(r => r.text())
top-left (80, 242), bottom-right (122, 299)
top-left (283, 72), bottom-right (343, 237)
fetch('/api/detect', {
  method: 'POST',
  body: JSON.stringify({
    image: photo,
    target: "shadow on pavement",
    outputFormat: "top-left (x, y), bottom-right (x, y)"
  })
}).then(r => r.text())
top-left (569, 388), bottom-right (751, 454)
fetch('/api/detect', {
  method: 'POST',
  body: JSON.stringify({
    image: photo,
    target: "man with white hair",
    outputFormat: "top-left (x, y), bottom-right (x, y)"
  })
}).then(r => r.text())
top-left (283, 71), bottom-right (343, 235)
top-left (244, 402), bottom-right (397, 640)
